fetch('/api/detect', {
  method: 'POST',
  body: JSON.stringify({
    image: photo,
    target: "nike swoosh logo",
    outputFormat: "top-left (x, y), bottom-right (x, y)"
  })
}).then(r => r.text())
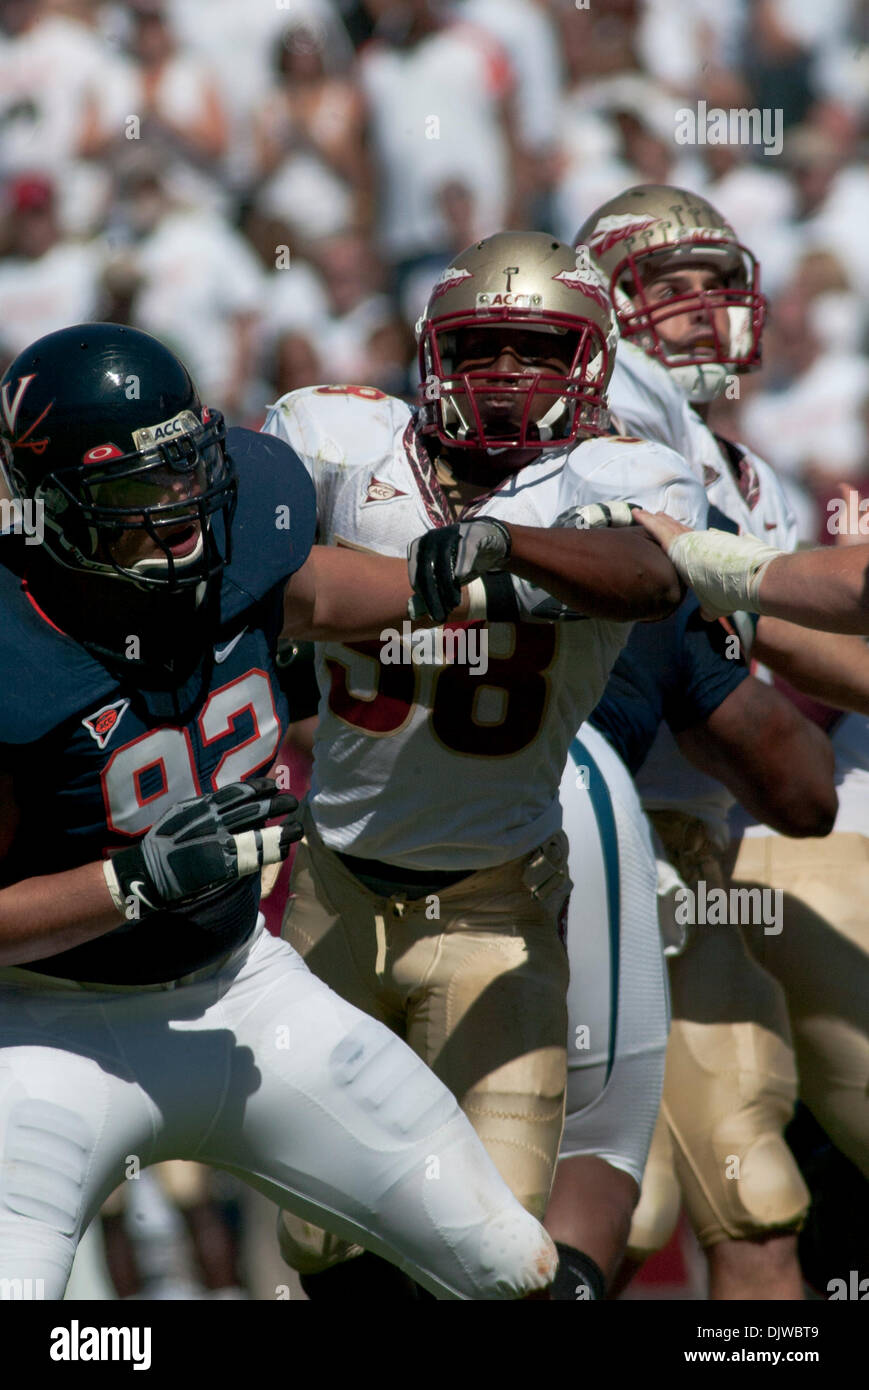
top-left (214, 628), bottom-right (247, 663)
top-left (129, 881), bottom-right (157, 911)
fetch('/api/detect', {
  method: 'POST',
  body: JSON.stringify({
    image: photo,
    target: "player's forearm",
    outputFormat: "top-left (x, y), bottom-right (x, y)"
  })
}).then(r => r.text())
top-left (638, 518), bottom-right (869, 633)
top-left (677, 691), bottom-right (837, 838)
top-left (504, 524), bottom-right (682, 621)
top-left (753, 618), bottom-right (869, 715)
top-left (0, 860), bottom-right (125, 967)
top-left (758, 548), bottom-right (869, 635)
top-left (284, 546), bottom-right (468, 641)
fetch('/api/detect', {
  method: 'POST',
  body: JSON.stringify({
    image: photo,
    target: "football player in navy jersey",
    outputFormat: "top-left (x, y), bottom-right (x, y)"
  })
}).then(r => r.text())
top-left (1, 320), bottom-right (688, 1301)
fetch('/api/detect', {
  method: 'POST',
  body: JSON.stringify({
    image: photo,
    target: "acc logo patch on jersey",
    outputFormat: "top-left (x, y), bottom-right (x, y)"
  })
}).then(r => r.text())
top-left (82, 698), bottom-right (131, 749)
top-left (363, 474), bottom-right (408, 505)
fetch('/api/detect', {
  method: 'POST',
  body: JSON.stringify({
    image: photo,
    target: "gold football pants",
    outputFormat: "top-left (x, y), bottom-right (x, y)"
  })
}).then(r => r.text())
top-left (278, 812), bottom-right (571, 1272)
top-left (729, 830), bottom-right (869, 1180)
top-left (627, 811), bottom-right (808, 1256)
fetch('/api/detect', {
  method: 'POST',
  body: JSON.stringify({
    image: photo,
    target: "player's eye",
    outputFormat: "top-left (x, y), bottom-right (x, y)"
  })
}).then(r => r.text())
top-left (89, 460), bottom-right (209, 511)
top-left (444, 329), bottom-right (578, 373)
top-left (647, 282), bottom-right (679, 301)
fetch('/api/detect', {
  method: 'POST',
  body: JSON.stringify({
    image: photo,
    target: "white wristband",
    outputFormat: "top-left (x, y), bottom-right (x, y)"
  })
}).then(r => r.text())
top-left (465, 577), bottom-right (488, 622)
top-left (102, 858), bottom-right (126, 915)
top-left (668, 528), bottom-right (783, 617)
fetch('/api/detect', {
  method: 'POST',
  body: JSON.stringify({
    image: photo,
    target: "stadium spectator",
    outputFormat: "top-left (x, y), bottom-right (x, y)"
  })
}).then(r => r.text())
top-left (0, 173), bottom-right (104, 356)
top-left (357, 0), bottom-right (520, 299)
top-left (79, 1), bottom-right (229, 181)
top-left (253, 21), bottom-right (368, 192)
top-left (109, 161), bottom-right (263, 418)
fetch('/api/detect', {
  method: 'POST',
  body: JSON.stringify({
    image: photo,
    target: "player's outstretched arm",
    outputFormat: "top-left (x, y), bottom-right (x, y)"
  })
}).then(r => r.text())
top-left (752, 619), bottom-right (869, 716)
top-left (676, 678), bottom-right (837, 839)
top-left (753, 544), bottom-right (869, 634)
top-left (407, 516), bottom-right (681, 624)
top-left (503, 523), bottom-right (682, 621)
top-left (635, 509), bottom-right (869, 634)
top-left (282, 544), bottom-right (468, 640)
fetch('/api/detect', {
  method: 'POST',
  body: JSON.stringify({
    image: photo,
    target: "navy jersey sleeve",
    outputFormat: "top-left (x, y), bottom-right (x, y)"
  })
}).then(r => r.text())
top-left (590, 596), bottom-right (748, 774)
top-left (662, 602), bottom-right (749, 735)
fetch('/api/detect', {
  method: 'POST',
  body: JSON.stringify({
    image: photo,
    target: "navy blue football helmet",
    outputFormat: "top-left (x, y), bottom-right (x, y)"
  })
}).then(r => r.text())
top-left (0, 323), bottom-right (237, 591)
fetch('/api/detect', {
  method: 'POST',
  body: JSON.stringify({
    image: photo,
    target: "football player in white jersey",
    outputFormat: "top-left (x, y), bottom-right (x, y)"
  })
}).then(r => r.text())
top-left (262, 230), bottom-right (711, 1299)
top-left (579, 185), bottom-right (869, 1298)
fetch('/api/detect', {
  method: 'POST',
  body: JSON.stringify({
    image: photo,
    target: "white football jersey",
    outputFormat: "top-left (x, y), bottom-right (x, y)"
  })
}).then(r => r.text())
top-left (263, 385), bottom-right (706, 870)
top-left (609, 342), bottom-right (797, 846)
top-left (608, 339), bottom-right (699, 464)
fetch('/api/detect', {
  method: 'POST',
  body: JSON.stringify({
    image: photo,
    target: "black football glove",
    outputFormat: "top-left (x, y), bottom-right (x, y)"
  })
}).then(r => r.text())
top-left (407, 518), bottom-right (512, 623)
top-left (104, 778), bottom-right (302, 915)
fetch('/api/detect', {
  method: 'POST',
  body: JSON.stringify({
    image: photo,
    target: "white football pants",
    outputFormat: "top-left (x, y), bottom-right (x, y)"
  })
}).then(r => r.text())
top-left (0, 924), bottom-right (555, 1300)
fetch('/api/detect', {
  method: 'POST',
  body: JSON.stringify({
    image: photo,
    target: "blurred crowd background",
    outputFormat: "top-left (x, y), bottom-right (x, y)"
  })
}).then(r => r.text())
top-left (2, 0), bottom-right (869, 541)
top-left (3, 0), bottom-right (868, 1300)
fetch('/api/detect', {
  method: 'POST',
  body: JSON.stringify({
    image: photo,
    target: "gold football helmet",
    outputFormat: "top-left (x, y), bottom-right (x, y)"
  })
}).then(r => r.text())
top-left (576, 185), bottom-right (766, 402)
top-left (416, 231), bottom-right (617, 455)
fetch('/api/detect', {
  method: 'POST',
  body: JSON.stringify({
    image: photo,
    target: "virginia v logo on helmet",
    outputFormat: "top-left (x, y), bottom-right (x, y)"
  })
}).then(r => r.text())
top-left (416, 231), bottom-right (618, 459)
top-left (576, 186), bottom-right (766, 404)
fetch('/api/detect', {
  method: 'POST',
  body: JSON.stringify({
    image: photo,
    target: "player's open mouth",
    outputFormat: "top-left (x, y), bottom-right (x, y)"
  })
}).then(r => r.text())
top-left (162, 524), bottom-right (200, 557)
top-left (680, 335), bottom-right (718, 356)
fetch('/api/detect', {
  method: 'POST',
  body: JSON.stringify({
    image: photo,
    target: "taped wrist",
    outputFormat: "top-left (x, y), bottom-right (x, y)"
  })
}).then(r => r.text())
top-left (668, 528), bottom-right (783, 617)
top-left (463, 573), bottom-right (521, 622)
top-left (102, 857), bottom-right (130, 915)
top-left (555, 500), bottom-right (637, 530)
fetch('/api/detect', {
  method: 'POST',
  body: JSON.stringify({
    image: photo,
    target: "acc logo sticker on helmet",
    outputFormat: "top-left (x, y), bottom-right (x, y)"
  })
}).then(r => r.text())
top-left (132, 409), bottom-right (200, 452)
top-left (476, 292), bottom-right (543, 308)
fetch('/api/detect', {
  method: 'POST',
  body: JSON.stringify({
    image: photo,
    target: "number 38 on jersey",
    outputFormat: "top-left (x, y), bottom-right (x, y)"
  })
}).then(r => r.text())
top-left (326, 623), bottom-right (557, 757)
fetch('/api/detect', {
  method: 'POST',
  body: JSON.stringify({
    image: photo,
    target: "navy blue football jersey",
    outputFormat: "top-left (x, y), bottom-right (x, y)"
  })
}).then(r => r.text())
top-left (0, 429), bottom-right (316, 985)
top-left (590, 594), bottom-right (748, 776)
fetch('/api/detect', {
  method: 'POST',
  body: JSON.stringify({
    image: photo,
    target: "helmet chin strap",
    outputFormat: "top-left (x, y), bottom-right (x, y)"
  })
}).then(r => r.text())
top-left (668, 361), bottom-right (731, 404)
